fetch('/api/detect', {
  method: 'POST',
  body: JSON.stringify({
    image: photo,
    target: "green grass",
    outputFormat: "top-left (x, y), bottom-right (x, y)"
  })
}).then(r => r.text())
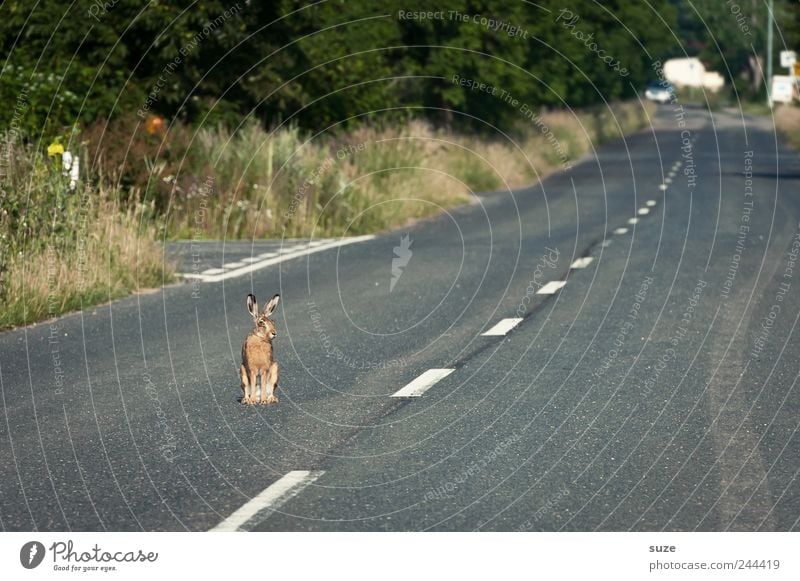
top-left (774, 104), bottom-right (800, 149)
top-left (85, 102), bottom-right (655, 241)
top-left (729, 101), bottom-right (800, 149)
top-left (0, 142), bottom-right (173, 330)
top-left (1, 100), bottom-right (654, 329)
top-left (738, 101), bottom-right (773, 117)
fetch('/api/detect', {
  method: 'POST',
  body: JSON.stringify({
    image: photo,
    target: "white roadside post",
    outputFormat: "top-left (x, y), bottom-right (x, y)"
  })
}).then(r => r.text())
top-left (771, 76), bottom-right (795, 105)
top-left (772, 51), bottom-right (797, 106)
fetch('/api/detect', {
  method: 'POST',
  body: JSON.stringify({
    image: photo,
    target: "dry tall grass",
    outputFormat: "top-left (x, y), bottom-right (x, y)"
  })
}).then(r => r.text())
top-left (774, 104), bottom-right (800, 149)
top-left (1, 100), bottom-right (652, 329)
top-left (0, 140), bottom-right (171, 329)
top-left (133, 100), bottom-right (653, 240)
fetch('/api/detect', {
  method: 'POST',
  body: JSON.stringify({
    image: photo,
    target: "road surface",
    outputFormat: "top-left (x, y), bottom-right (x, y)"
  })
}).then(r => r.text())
top-left (1, 105), bottom-right (798, 531)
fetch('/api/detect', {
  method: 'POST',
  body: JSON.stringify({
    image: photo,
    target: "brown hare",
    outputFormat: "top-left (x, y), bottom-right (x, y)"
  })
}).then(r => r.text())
top-left (240, 293), bottom-right (280, 405)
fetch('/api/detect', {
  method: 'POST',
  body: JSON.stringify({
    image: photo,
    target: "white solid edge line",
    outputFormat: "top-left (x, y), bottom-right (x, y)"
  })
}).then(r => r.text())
top-left (570, 257), bottom-right (594, 269)
top-left (482, 318), bottom-right (524, 336)
top-left (646, 200), bottom-right (657, 207)
top-left (391, 368), bottom-right (455, 398)
top-left (184, 235), bottom-right (375, 282)
top-left (210, 470), bottom-right (325, 532)
top-left (613, 227), bottom-right (629, 235)
top-left (536, 280), bottom-right (567, 295)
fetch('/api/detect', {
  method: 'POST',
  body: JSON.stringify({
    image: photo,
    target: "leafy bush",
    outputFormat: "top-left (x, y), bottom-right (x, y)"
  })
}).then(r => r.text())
top-left (0, 63), bottom-right (82, 141)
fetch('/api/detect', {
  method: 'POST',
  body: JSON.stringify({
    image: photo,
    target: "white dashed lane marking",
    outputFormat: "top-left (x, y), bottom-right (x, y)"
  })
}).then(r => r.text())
top-left (659, 184), bottom-right (668, 191)
top-left (638, 207), bottom-right (650, 215)
top-left (628, 217), bottom-right (640, 225)
top-left (391, 369), bottom-right (456, 398)
top-left (570, 257), bottom-right (594, 269)
top-left (613, 227), bottom-right (629, 235)
top-left (181, 236), bottom-right (375, 282)
top-left (482, 318), bottom-right (524, 336)
top-left (536, 280), bottom-right (567, 295)
top-left (210, 470), bottom-right (325, 532)
top-left (646, 200), bottom-right (657, 207)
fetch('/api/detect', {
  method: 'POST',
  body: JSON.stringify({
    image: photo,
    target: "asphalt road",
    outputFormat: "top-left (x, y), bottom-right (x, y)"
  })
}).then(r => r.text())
top-left (1, 105), bottom-right (798, 531)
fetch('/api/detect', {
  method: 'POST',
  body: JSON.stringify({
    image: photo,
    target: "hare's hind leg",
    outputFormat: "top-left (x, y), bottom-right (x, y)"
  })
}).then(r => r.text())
top-left (258, 368), bottom-right (268, 404)
top-left (240, 364), bottom-right (251, 404)
top-left (263, 362), bottom-right (279, 404)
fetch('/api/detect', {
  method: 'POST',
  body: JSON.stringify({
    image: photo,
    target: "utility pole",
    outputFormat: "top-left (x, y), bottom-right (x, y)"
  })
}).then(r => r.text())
top-left (767, 0), bottom-right (774, 107)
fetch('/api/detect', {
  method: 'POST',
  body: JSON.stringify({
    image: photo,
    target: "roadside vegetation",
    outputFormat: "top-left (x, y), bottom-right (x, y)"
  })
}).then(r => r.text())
top-left (774, 105), bottom-right (800, 149)
top-left (0, 101), bottom-right (651, 329)
top-left (0, 139), bottom-right (170, 329)
top-left (2, 0), bottom-right (797, 329)
top-left (733, 101), bottom-right (800, 149)
top-left (91, 101), bottom-right (653, 240)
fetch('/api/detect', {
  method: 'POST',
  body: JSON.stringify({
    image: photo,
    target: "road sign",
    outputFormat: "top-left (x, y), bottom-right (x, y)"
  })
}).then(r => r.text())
top-left (772, 75), bottom-right (795, 104)
top-left (781, 50), bottom-right (796, 68)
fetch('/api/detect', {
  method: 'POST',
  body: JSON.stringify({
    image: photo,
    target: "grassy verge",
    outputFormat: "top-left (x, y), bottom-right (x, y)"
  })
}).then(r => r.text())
top-left (89, 100), bottom-right (653, 240)
top-left (0, 140), bottom-right (172, 330)
top-left (734, 101), bottom-right (800, 149)
top-left (738, 100), bottom-right (774, 117)
top-left (672, 94), bottom-right (800, 151)
top-left (774, 104), bottom-right (800, 149)
top-left (1, 100), bottom-right (652, 330)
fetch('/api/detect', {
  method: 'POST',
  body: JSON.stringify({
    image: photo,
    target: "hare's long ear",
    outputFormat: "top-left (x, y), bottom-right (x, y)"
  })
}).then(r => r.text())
top-left (263, 294), bottom-right (280, 316)
top-left (246, 294), bottom-right (259, 320)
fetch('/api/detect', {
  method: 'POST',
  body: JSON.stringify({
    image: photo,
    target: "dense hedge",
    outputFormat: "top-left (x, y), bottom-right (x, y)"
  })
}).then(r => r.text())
top-left (0, 0), bottom-right (682, 139)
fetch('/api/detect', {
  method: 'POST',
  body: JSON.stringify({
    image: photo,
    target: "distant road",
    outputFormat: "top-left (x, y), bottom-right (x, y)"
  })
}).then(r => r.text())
top-left (1, 105), bottom-right (798, 531)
